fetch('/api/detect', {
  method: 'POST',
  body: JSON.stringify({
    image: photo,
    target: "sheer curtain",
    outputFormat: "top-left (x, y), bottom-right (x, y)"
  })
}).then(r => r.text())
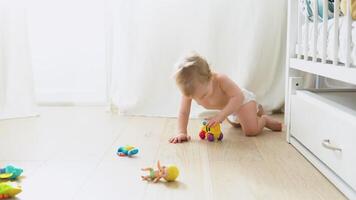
top-left (0, 0), bottom-right (37, 120)
top-left (27, 0), bottom-right (107, 105)
top-left (108, 0), bottom-right (287, 117)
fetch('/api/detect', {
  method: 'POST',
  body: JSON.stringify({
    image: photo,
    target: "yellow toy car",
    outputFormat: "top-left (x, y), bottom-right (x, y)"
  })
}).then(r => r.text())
top-left (199, 120), bottom-right (223, 142)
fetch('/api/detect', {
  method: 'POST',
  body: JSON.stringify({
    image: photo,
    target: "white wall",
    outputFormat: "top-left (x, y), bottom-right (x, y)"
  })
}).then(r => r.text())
top-left (27, 0), bottom-right (107, 104)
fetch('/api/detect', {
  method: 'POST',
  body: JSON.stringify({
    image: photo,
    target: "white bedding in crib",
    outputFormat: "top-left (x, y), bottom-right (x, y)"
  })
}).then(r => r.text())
top-left (296, 17), bottom-right (356, 65)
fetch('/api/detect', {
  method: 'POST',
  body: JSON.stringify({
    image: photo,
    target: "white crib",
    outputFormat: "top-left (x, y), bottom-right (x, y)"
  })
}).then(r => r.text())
top-left (286, 0), bottom-right (356, 198)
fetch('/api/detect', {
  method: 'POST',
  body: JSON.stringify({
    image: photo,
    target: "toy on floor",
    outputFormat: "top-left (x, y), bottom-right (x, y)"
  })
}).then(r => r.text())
top-left (117, 145), bottom-right (139, 157)
top-left (0, 165), bottom-right (23, 180)
top-left (199, 120), bottom-right (223, 142)
top-left (0, 182), bottom-right (22, 199)
top-left (141, 161), bottom-right (179, 183)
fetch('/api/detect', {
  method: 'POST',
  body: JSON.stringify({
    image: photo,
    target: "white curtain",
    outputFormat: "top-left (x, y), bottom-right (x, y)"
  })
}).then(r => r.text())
top-left (0, 0), bottom-right (37, 120)
top-left (108, 0), bottom-right (287, 117)
top-left (27, 0), bottom-right (107, 105)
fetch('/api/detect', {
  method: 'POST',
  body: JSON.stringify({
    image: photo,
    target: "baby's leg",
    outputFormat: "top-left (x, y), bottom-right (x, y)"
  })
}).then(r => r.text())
top-left (262, 115), bottom-right (282, 131)
top-left (227, 104), bottom-right (265, 128)
top-left (237, 102), bottom-right (282, 136)
top-left (256, 105), bottom-right (282, 131)
top-left (237, 102), bottom-right (266, 136)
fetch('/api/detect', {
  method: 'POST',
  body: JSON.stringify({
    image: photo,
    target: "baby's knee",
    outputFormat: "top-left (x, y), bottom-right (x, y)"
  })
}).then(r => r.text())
top-left (244, 127), bottom-right (260, 137)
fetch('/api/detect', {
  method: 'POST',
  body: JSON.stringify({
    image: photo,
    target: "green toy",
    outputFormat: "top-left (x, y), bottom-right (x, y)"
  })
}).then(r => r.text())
top-left (0, 182), bottom-right (22, 199)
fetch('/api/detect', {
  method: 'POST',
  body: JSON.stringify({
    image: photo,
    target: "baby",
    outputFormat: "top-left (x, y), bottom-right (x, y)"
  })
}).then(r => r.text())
top-left (169, 53), bottom-right (282, 143)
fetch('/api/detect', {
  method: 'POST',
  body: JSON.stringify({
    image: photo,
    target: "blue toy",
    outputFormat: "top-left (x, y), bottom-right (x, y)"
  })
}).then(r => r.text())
top-left (0, 165), bottom-right (23, 180)
top-left (117, 145), bottom-right (139, 157)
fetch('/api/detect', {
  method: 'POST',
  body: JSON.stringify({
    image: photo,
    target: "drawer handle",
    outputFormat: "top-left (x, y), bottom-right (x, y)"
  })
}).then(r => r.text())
top-left (322, 139), bottom-right (342, 152)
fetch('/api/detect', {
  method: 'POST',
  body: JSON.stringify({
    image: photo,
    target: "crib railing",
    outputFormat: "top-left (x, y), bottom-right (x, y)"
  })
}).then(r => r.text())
top-left (297, 0), bottom-right (353, 68)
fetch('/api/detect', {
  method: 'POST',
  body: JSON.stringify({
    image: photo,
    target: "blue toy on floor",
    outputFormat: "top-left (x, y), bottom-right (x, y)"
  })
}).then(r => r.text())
top-left (117, 145), bottom-right (139, 157)
top-left (0, 165), bottom-right (23, 180)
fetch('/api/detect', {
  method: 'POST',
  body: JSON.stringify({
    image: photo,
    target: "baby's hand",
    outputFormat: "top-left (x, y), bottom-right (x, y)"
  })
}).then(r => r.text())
top-left (206, 115), bottom-right (224, 127)
top-left (169, 133), bottom-right (191, 144)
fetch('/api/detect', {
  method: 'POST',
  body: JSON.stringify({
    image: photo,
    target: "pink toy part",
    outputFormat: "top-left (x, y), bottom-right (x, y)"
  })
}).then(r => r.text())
top-left (199, 131), bottom-right (206, 140)
top-left (117, 152), bottom-right (126, 157)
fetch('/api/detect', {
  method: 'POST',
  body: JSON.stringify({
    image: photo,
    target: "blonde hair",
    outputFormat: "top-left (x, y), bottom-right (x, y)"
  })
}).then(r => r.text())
top-left (174, 53), bottom-right (212, 96)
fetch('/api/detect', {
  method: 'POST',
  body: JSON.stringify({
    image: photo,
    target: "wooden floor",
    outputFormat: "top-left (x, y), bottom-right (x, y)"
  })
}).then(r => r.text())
top-left (0, 107), bottom-right (346, 200)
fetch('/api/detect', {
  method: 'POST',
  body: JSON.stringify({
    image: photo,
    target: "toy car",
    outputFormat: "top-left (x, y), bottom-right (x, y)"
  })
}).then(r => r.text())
top-left (199, 120), bottom-right (223, 142)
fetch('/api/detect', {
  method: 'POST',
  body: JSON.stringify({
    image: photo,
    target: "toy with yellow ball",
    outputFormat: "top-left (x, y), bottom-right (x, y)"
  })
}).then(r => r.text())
top-left (141, 161), bottom-right (179, 183)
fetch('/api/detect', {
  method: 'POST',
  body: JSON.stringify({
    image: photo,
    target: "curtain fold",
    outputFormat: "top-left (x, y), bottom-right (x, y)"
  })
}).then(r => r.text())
top-left (108, 0), bottom-right (287, 117)
top-left (0, 0), bottom-right (37, 120)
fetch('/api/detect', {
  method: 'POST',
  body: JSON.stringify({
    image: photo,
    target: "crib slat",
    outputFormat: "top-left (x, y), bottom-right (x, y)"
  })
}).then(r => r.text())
top-left (322, 0), bottom-right (328, 63)
top-left (313, 0), bottom-right (318, 62)
top-left (304, 0), bottom-right (309, 60)
top-left (315, 0), bottom-right (322, 88)
top-left (346, 0), bottom-right (352, 67)
top-left (298, 1), bottom-right (303, 59)
top-left (333, 0), bottom-right (339, 65)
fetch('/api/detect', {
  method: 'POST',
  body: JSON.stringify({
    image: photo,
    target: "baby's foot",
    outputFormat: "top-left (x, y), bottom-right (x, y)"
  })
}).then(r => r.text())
top-left (226, 118), bottom-right (241, 128)
top-left (257, 104), bottom-right (265, 116)
top-left (263, 116), bottom-right (282, 131)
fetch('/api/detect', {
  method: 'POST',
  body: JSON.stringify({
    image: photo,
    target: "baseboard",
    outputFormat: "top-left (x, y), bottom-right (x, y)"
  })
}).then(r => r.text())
top-left (0, 112), bottom-right (39, 121)
top-left (35, 90), bottom-right (107, 106)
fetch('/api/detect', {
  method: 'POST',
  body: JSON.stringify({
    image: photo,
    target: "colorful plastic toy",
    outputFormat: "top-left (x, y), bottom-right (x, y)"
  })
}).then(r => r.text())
top-left (0, 182), bottom-right (22, 199)
top-left (0, 165), bottom-right (23, 180)
top-left (199, 120), bottom-right (223, 142)
top-left (117, 145), bottom-right (139, 157)
top-left (141, 161), bottom-right (179, 183)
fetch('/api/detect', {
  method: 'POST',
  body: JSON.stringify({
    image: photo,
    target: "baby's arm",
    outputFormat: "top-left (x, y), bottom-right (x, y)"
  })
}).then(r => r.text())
top-left (177, 95), bottom-right (191, 135)
top-left (169, 95), bottom-right (192, 143)
top-left (207, 75), bottom-right (244, 127)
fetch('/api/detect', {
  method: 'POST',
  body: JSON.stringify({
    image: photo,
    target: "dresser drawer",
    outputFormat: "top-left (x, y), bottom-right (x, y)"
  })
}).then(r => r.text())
top-left (290, 90), bottom-right (356, 190)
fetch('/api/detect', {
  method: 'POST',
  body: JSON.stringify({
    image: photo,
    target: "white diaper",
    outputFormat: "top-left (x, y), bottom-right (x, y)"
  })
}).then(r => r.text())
top-left (241, 88), bottom-right (256, 105)
top-left (227, 88), bottom-right (258, 123)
